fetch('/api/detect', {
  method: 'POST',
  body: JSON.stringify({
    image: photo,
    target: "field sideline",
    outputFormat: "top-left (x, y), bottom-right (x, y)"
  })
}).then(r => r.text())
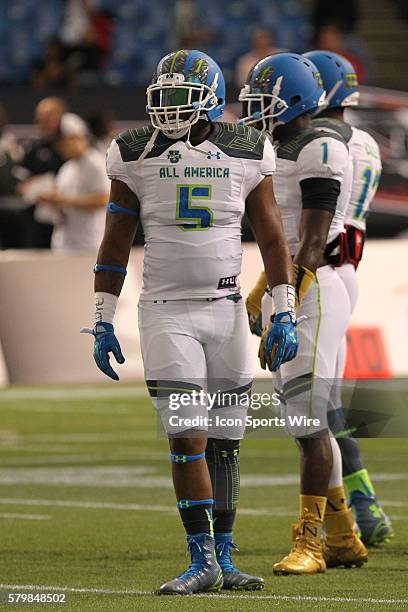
top-left (0, 384), bottom-right (407, 611)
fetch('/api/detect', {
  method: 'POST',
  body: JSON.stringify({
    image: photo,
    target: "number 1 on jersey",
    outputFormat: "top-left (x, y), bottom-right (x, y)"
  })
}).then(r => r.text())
top-left (176, 184), bottom-right (213, 231)
top-left (321, 142), bottom-right (329, 164)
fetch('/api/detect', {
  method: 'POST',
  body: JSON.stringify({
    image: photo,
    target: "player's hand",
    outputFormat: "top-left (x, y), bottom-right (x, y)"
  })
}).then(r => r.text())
top-left (80, 322), bottom-right (125, 381)
top-left (248, 312), bottom-right (263, 337)
top-left (246, 271), bottom-right (267, 337)
top-left (258, 312), bottom-right (298, 372)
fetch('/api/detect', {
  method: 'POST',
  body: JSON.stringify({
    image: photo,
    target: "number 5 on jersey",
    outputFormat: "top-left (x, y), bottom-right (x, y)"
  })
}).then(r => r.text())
top-left (176, 184), bottom-right (213, 231)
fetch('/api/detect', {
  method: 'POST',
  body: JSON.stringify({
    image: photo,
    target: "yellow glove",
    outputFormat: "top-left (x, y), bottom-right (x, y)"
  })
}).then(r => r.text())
top-left (293, 264), bottom-right (316, 308)
top-left (258, 322), bottom-right (272, 370)
top-left (246, 271), bottom-right (267, 336)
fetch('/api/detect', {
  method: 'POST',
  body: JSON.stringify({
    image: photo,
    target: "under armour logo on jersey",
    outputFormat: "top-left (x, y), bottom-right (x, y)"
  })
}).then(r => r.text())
top-left (168, 150), bottom-right (182, 163)
top-left (218, 275), bottom-right (237, 289)
top-left (207, 151), bottom-right (221, 160)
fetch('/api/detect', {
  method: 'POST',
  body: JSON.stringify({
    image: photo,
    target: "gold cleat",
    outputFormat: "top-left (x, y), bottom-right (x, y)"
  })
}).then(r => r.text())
top-left (323, 509), bottom-right (368, 568)
top-left (273, 509), bottom-right (326, 575)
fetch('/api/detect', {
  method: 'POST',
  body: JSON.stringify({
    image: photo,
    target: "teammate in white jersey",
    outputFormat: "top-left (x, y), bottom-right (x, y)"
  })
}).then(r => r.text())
top-left (305, 50), bottom-right (394, 546)
top-left (82, 50), bottom-right (298, 595)
top-left (240, 52), bottom-right (367, 573)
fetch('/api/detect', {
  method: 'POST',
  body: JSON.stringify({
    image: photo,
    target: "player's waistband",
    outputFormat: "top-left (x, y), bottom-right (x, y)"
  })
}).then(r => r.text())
top-left (140, 293), bottom-right (242, 305)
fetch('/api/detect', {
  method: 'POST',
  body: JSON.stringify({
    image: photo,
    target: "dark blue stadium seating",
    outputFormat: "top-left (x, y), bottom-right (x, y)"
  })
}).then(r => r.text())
top-left (0, 0), bottom-right (309, 86)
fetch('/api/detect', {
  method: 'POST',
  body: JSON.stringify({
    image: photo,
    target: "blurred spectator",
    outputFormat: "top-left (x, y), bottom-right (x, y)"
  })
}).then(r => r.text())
top-left (86, 110), bottom-right (115, 154)
top-left (59, 0), bottom-right (115, 74)
top-left (16, 97), bottom-right (67, 248)
top-left (235, 28), bottom-right (283, 88)
top-left (316, 23), bottom-right (367, 83)
top-left (0, 106), bottom-right (24, 249)
top-left (38, 117), bottom-right (109, 251)
top-left (31, 38), bottom-right (76, 89)
top-left (0, 106), bottom-right (23, 163)
top-left (174, 0), bottom-right (214, 49)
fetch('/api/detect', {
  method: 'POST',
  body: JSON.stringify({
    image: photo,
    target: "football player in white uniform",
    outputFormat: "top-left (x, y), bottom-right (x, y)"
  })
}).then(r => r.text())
top-left (305, 50), bottom-right (394, 546)
top-left (240, 52), bottom-right (367, 574)
top-left (82, 50), bottom-right (298, 594)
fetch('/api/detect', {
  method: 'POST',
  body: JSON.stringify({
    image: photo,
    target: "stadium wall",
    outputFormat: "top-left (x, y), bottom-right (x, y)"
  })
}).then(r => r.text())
top-left (0, 241), bottom-right (407, 386)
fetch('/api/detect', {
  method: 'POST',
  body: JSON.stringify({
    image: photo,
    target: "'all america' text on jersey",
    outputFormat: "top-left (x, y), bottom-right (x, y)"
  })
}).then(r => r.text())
top-left (106, 123), bottom-right (275, 300)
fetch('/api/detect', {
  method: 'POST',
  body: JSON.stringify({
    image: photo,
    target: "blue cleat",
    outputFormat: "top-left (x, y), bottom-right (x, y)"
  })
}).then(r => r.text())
top-left (344, 469), bottom-right (394, 546)
top-left (159, 533), bottom-right (223, 595)
top-left (215, 533), bottom-right (264, 591)
top-left (350, 492), bottom-right (394, 546)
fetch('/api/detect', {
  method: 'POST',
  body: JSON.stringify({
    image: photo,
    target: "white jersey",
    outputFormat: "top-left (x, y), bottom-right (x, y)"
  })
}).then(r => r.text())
top-left (313, 119), bottom-right (382, 232)
top-left (52, 148), bottom-right (108, 252)
top-left (107, 123), bottom-right (275, 300)
top-left (272, 128), bottom-right (350, 256)
top-left (347, 127), bottom-right (381, 230)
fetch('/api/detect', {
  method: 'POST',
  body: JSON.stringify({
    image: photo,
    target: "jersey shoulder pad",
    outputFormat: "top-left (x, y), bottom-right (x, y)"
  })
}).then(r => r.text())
top-left (351, 127), bottom-right (381, 160)
top-left (277, 127), bottom-right (347, 162)
top-left (115, 125), bottom-right (173, 162)
top-left (209, 122), bottom-right (267, 160)
top-left (312, 117), bottom-right (353, 143)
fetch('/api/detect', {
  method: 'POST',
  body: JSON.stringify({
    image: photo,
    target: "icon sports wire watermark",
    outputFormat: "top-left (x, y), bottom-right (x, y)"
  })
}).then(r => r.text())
top-left (151, 377), bottom-right (408, 439)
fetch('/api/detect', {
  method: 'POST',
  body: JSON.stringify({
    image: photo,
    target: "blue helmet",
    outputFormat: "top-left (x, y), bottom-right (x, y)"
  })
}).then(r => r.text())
top-left (303, 51), bottom-right (359, 108)
top-left (239, 52), bottom-right (325, 133)
top-left (146, 50), bottom-right (225, 137)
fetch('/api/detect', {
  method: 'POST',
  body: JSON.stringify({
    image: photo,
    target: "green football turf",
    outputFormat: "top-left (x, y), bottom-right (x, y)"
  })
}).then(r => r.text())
top-left (0, 384), bottom-right (407, 611)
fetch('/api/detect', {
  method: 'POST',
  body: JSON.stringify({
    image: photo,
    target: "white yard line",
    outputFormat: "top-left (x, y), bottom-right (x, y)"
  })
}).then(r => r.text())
top-left (0, 584), bottom-right (406, 604)
top-left (0, 497), bottom-right (295, 516)
top-left (0, 466), bottom-right (405, 489)
top-left (0, 498), bottom-right (177, 513)
top-left (0, 405), bottom-right (134, 414)
top-left (16, 431), bottom-right (156, 443)
top-left (0, 497), bottom-right (402, 519)
top-left (0, 513), bottom-right (51, 520)
top-left (0, 453), bottom-right (161, 465)
top-left (0, 386), bottom-right (146, 401)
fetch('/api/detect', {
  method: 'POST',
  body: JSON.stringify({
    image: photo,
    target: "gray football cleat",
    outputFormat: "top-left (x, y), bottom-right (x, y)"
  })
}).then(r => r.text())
top-left (159, 533), bottom-right (223, 595)
top-left (215, 534), bottom-right (264, 591)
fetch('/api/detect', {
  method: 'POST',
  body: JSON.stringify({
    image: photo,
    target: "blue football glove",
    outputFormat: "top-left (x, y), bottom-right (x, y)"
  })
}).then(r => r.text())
top-left (81, 322), bottom-right (125, 381)
top-left (258, 312), bottom-right (298, 372)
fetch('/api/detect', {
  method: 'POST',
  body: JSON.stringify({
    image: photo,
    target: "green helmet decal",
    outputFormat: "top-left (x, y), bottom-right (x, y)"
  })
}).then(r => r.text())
top-left (187, 57), bottom-right (209, 84)
top-left (251, 65), bottom-right (275, 93)
top-left (159, 50), bottom-right (189, 77)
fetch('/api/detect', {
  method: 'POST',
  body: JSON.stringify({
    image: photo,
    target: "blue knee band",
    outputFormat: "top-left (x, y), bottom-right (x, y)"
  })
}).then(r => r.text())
top-left (177, 499), bottom-right (214, 509)
top-left (107, 202), bottom-right (139, 218)
top-left (170, 452), bottom-right (206, 464)
top-left (93, 264), bottom-right (127, 276)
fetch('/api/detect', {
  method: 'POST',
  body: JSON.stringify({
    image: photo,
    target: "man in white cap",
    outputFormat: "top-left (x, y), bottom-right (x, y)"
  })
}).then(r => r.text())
top-left (39, 112), bottom-right (109, 251)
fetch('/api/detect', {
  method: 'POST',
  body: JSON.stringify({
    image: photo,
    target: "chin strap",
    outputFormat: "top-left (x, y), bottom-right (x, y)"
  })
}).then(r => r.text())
top-left (185, 136), bottom-right (209, 157)
top-left (137, 127), bottom-right (160, 165)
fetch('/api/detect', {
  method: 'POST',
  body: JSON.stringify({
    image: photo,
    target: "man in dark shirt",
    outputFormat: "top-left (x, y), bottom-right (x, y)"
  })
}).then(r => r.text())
top-left (17, 97), bottom-right (67, 248)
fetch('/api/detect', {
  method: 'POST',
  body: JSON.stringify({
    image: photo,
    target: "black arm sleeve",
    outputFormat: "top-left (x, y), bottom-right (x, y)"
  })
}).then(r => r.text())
top-left (300, 178), bottom-right (341, 214)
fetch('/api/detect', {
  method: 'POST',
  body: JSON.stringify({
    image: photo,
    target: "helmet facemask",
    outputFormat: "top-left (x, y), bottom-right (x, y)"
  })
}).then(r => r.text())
top-left (147, 72), bottom-right (219, 138)
top-left (239, 79), bottom-right (288, 133)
